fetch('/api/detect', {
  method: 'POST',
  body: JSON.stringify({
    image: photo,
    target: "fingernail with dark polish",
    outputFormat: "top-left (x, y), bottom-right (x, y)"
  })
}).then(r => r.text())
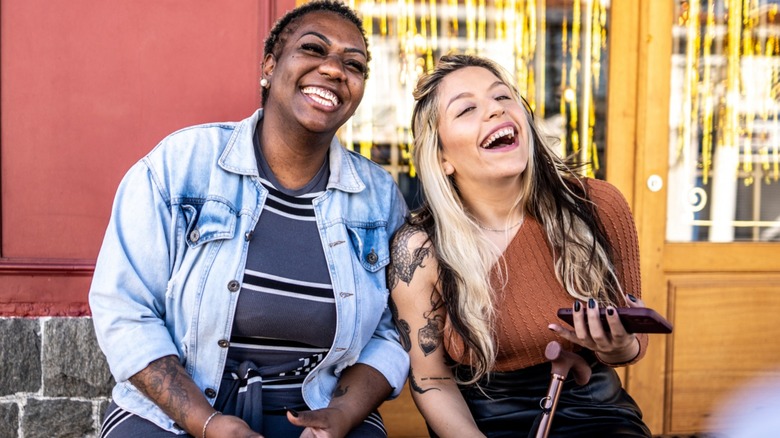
top-left (288, 408), bottom-right (299, 418)
top-left (607, 307), bottom-right (614, 316)
top-left (628, 294), bottom-right (638, 302)
top-left (574, 301), bottom-right (581, 312)
top-left (588, 298), bottom-right (596, 309)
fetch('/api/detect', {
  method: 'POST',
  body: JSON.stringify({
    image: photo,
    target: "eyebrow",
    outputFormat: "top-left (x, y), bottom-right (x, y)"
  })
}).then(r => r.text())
top-left (301, 31), bottom-right (367, 59)
top-left (445, 80), bottom-right (506, 111)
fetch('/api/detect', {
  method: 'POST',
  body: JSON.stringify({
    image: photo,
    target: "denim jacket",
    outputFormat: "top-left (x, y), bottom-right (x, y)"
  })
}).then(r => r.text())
top-left (89, 109), bottom-right (409, 432)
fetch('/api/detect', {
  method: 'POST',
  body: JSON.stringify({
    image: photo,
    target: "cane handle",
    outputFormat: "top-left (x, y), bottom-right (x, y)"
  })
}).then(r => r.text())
top-left (544, 341), bottom-right (592, 386)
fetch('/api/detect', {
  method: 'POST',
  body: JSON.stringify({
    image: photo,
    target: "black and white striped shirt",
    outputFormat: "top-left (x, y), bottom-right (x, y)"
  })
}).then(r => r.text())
top-left (227, 145), bottom-right (335, 391)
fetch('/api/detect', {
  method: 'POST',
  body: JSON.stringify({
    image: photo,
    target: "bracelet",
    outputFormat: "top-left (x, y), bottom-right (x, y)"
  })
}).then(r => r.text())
top-left (201, 411), bottom-right (221, 438)
top-left (596, 336), bottom-right (642, 366)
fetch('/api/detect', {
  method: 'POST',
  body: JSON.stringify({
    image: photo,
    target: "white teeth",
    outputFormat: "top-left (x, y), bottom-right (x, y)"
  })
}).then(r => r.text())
top-left (302, 87), bottom-right (340, 106)
top-left (481, 127), bottom-right (515, 148)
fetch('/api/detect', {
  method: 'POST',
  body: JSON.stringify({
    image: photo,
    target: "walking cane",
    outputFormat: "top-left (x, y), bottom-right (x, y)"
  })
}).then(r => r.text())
top-left (534, 341), bottom-right (592, 438)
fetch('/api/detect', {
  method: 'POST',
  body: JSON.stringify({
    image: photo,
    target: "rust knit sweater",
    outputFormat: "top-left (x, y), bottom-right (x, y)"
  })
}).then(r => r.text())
top-left (444, 179), bottom-right (648, 371)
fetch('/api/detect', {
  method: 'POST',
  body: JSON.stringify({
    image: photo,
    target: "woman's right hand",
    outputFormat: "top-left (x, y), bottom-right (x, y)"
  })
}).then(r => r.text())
top-left (204, 414), bottom-right (264, 438)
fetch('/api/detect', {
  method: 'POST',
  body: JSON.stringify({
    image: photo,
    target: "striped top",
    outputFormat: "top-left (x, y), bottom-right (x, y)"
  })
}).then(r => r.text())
top-left (226, 141), bottom-right (336, 390)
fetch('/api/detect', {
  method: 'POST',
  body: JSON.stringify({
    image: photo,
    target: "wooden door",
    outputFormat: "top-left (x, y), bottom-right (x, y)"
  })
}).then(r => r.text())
top-left (613, 1), bottom-right (780, 435)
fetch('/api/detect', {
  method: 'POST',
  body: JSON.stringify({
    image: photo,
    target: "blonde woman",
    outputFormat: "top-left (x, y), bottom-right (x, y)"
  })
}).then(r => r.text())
top-left (388, 54), bottom-right (652, 437)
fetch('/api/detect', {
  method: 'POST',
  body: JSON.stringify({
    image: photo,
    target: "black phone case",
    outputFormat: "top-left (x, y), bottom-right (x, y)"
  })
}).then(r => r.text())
top-left (557, 307), bottom-right (673, 334)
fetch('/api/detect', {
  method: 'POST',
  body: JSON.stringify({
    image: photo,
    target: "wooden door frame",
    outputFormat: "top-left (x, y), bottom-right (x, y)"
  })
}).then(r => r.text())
top-left (628, 1), bottom-right (674, 432)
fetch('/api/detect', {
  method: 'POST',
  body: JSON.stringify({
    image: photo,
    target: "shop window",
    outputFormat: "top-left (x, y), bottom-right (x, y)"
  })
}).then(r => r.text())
top-left (668, 0), bottom-right (780, 242)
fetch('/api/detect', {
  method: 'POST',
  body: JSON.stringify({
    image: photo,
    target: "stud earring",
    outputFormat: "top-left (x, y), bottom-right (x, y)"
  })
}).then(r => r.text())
top-left (260, 78), bottom-right (269, 88)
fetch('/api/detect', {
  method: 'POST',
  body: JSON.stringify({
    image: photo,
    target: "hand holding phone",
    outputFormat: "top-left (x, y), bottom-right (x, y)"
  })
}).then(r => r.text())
top-left (557, 307), bottom-right (672, 334)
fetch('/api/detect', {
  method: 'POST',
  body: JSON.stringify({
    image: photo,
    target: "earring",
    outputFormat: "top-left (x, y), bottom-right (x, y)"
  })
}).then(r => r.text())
top-left (260, 78), bottom-right (269, 89)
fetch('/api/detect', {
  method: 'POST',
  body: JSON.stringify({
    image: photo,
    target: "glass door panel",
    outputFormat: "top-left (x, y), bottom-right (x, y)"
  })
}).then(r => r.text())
top-left (668, 0), bottom-right (780, 242)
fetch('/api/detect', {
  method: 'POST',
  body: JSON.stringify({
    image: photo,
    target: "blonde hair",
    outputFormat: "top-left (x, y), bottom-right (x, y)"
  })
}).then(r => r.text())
top-left (411, 54), bottom-right (623, 383)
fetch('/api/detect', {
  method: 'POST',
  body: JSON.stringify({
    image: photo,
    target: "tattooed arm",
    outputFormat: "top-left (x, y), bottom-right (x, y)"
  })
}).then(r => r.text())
top-left (129, 356), bottom-right (261, 437)
top-left (388, 225), bottom-right (485, 438)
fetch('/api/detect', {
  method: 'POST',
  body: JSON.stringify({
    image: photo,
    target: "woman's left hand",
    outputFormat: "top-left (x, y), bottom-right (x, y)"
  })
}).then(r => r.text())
top-left (548, 293), bottom-right (643, 364)
top-left (288, 407), bottom-right (350, 438)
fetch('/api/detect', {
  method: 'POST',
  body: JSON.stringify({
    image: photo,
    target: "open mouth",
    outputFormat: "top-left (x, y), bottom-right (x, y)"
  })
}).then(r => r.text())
top-left (480, 127), bottom-right (517, 149)
top-left (302, 86), bottom-right (340, 107)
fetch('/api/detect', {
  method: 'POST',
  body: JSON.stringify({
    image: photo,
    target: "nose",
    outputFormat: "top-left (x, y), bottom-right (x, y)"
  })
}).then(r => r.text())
top-left (319, 54), bottom-right (347, 82)
top-left (485, 100), bottom-right (505, 119)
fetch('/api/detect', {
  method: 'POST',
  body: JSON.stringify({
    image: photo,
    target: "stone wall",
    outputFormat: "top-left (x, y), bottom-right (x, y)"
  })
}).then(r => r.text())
top-left (0, 317), bottom-right (113, 438)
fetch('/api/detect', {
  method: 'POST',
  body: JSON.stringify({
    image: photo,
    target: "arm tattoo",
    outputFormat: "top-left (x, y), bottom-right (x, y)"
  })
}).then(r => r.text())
top-left (418, 290), bottom-right (445, 356)
top-left (388, 226), bottom-right (431, 290)
top-left (421, 376), bottom-right (452, 382)
top-left (129, 355), bottom-right (192, 425)
top-left (409, 368), bottom-right (440, 394)
top-left (333, 384), bottom-right (349, 398)
top-left (390, 299), bottom-right (412, 352)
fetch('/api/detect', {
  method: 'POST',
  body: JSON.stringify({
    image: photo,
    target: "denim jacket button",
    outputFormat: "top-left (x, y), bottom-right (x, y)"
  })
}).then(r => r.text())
top-left (366, 249), bottom-right (378, 264)
top-left (189, 229), bottom-right (200, 243)
top-left (218, 339), bottom-right (230, 348)
top-left (205, 388), bottom-right (217, 398)
top-left (227, 280), bottom-right (240, 292)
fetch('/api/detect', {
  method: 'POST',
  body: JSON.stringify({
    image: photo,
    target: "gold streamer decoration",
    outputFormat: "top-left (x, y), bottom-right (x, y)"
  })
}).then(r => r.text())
top-left (701, 0), bottom-right (715, 184)
top-left (673, 0), bottom-right (780, 193)
top-left (336, 0), bottom-right (610, 178)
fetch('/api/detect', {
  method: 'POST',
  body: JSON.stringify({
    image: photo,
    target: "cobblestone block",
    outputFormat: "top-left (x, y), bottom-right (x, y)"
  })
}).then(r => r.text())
top-left (42, 318), bottom-right (114, 397)
top-left (23, 398), bottom-right (94, 438)
top-left (0, 318), bottom-right (41, 395)
top-left (0, 402), bottom-right (19, 438)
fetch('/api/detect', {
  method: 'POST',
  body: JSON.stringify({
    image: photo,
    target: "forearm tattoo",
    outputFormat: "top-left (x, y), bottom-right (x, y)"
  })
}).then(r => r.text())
top-left (418, 290), bottom-right (445, 356)
top-left (333, 384), bottom-right (349, 399)
top-left (388, 227), bottom-right (431, 290)
top-left (409, 368), bottom-right (440, 394)
top-left (409, 368), bottom-right (452, 394)
top-left (421, 376), bottom-right (452, 382)
top-left (390, 299), bottom-right (412, 352)
top-left (129, 355), bottom-right (192, 425)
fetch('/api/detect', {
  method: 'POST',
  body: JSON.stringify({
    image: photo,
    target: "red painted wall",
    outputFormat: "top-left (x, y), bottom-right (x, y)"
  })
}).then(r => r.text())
top-left (0, 0), bottom-right (296, 315)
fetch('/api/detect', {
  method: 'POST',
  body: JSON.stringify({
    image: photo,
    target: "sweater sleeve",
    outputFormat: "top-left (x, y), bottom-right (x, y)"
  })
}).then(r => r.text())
top-left (585, 178), bottom-right (648, 365)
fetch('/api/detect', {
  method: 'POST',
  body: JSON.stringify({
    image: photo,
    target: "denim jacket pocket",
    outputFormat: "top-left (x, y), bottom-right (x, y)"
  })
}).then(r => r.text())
top-left (182, 199), bottom-right (237, 248)
top-left (345, 222), bottom-right (390, 273)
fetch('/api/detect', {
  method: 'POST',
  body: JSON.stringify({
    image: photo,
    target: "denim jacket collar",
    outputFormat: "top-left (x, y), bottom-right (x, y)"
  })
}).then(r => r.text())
top-left (218, 109), bottom-right (365, 194)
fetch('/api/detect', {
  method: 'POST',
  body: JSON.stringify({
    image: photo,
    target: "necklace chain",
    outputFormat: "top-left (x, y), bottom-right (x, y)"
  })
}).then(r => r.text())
top-left (475, 217), bottom-right (524, 232)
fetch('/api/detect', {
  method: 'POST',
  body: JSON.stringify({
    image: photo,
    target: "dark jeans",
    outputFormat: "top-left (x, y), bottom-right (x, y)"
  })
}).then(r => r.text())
top-left (100, 401), bottom-right (386, 438)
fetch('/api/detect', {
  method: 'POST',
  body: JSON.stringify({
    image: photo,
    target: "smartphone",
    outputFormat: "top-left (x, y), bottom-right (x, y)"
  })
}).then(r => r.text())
top-left (557, 307), bottom-right (673, 334)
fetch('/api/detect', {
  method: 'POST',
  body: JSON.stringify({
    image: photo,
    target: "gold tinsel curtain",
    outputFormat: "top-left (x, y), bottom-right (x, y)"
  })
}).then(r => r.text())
top-left (668, 0), bottom-right (780, 243)
top-left (675, 0), bottom-right (780, 186)
top-left (335, 0), bottom-right (609, 179)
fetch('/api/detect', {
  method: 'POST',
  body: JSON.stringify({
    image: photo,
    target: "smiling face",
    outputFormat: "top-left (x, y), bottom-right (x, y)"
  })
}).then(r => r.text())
top-left (262, 11), bottom-right (367, 135)
top-left (436, 66), bottom-right (530, 189)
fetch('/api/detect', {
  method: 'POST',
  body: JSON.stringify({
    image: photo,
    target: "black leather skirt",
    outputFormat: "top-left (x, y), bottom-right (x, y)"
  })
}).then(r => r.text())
top-left (435, 351), bottom-right (652, 438)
